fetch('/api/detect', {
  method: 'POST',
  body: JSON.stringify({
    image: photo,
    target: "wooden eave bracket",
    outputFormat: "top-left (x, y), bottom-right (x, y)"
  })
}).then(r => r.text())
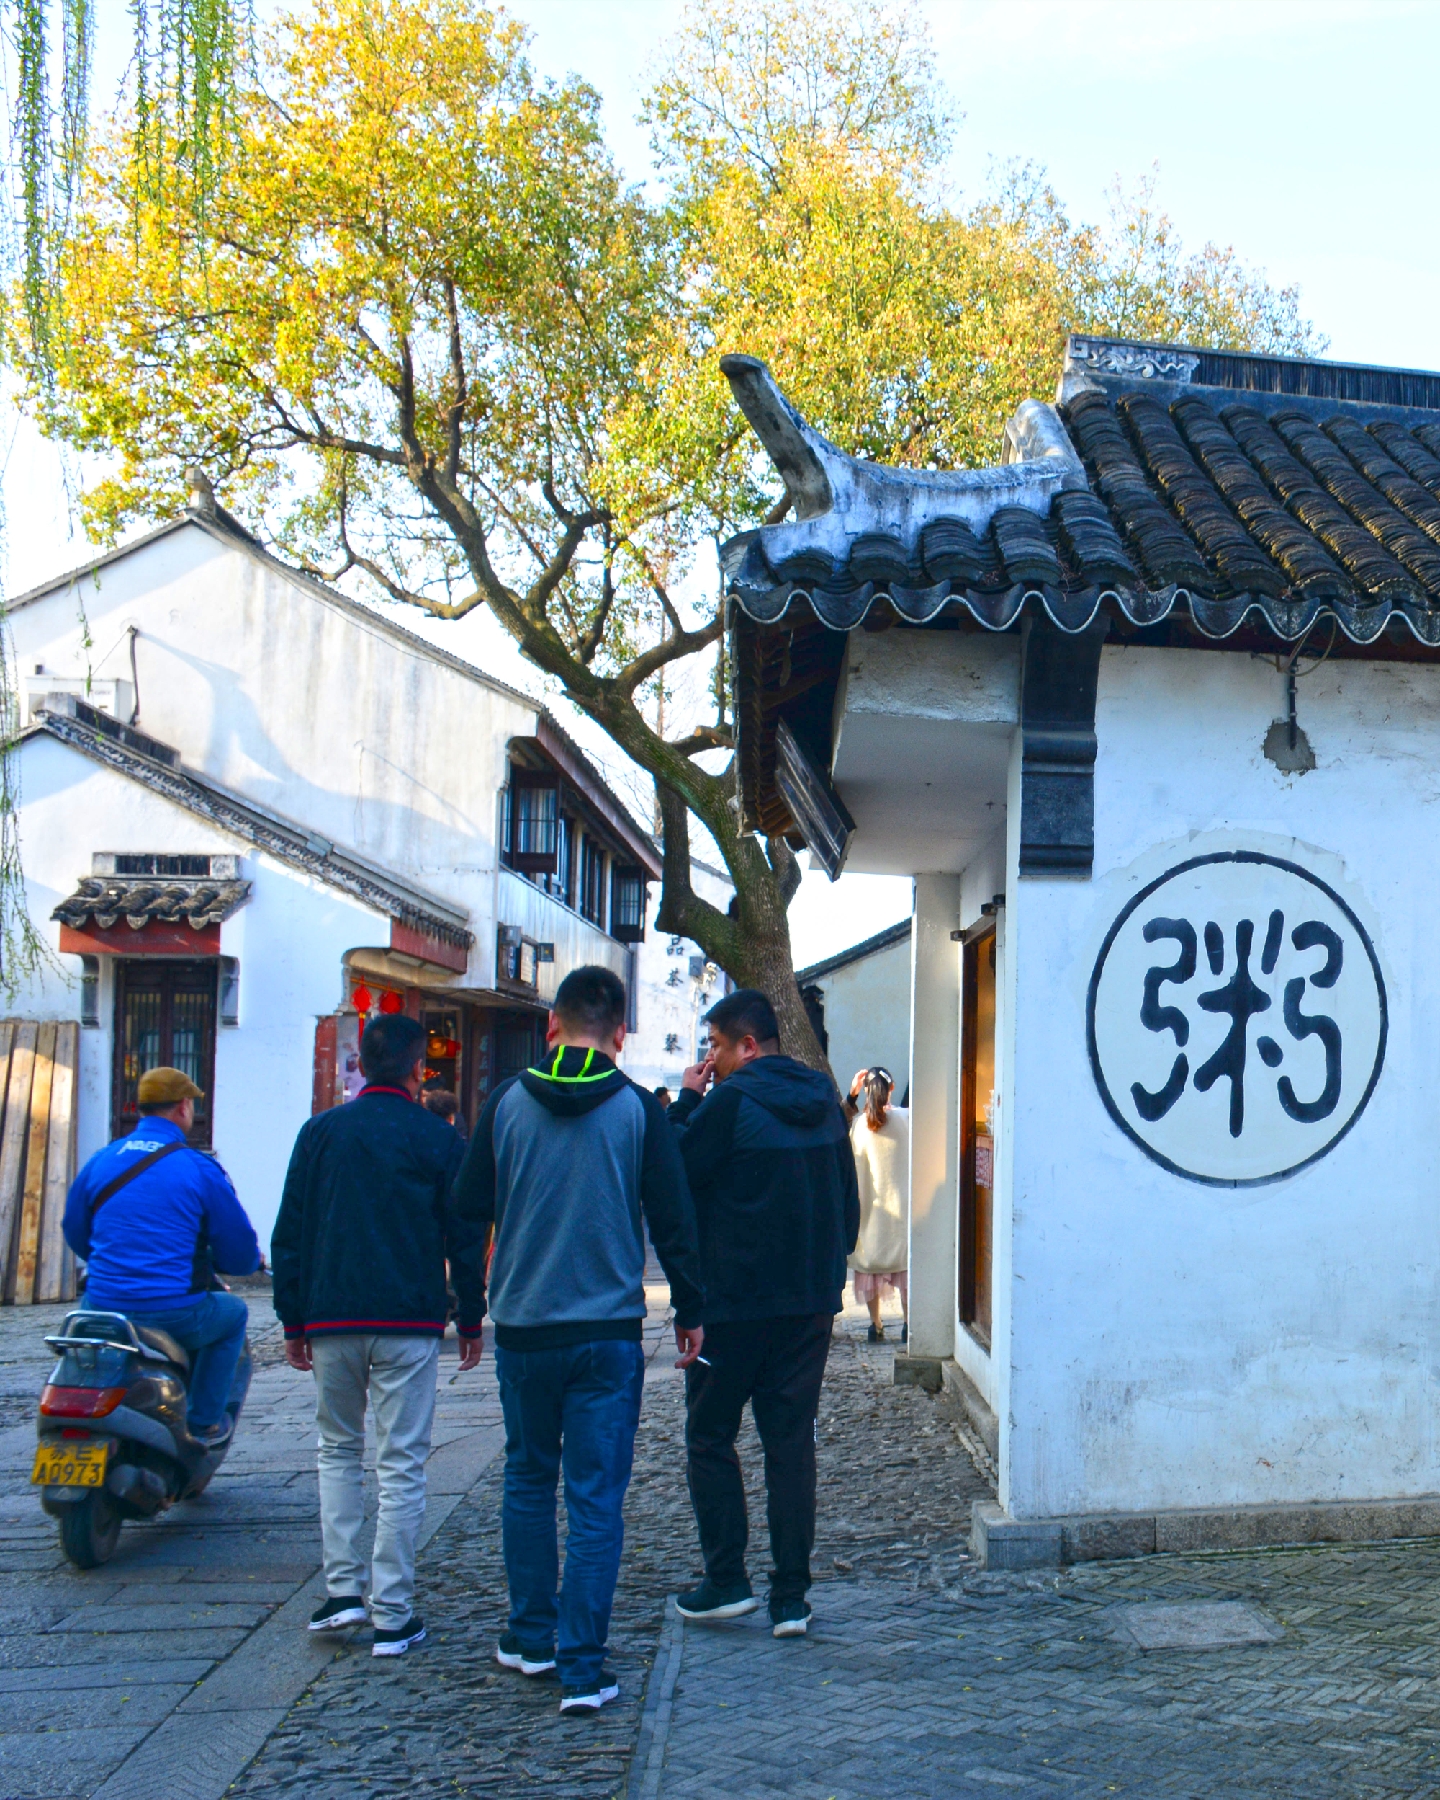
top-left (1018, 613), bottom-right (1108, 878)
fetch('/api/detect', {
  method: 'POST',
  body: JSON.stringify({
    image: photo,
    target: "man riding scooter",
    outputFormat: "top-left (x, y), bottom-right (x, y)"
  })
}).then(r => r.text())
top-left (63, 1068), bottom-right (262, 1443)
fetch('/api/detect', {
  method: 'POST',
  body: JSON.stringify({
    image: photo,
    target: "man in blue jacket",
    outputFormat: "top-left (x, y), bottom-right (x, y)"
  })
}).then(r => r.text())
top-left (64, 1066), bottom-right (261, 1442)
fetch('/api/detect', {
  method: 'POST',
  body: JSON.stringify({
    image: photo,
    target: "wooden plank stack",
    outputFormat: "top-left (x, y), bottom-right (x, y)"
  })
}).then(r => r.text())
top-left (0, 1020), bottom-right (80, 1304)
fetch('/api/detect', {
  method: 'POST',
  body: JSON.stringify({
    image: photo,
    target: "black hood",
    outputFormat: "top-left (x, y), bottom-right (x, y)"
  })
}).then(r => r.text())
top-left (722, 1054), bottom-right (836, 1127)
top-left (519, 1046), bottom-right (629, 1117)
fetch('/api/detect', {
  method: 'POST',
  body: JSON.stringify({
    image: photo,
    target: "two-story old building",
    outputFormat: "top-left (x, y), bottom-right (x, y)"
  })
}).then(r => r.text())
top-left (6, 483), bottom-right (667, 1253)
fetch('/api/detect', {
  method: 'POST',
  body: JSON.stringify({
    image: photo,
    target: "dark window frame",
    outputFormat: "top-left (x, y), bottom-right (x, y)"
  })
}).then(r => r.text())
top-left (111, 958), bottom-right (219, 1145)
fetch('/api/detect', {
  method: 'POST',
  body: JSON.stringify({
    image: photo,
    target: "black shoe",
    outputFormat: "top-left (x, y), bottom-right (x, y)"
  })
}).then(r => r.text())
top-left (495, 1631), bottom-right (556, 1676)
top-left (372, 1615), bottom-right (426, 1657)
top-left (309, 1596), bottom-right (367, 1632)
top-left (867, 1324), bottom-right (885, 1344)
top-left (193, 1418), bottom-right (233, 1447)
top-left (675, 1579), bottom-right (760, 1621)
top-left (771, 1599), bottom-right (812, 1639)
top-left (559, 1672), bottom-right (620, 1714)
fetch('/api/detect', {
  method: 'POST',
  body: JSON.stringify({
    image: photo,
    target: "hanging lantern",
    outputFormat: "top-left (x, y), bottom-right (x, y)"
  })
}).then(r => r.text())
top-left (351, 982), bottom-right (372, 1015)
top-left (427, 1031), bottom-right (447, 1059)
top-left (379, 990), bottom-right (405, 1015)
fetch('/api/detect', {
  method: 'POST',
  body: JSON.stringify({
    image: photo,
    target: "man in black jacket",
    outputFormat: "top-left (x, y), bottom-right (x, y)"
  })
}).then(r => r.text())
top-left (273, 1014), bottom-right (487, 1657)
top-left (668, 988), bottom-right (859, 1640)
top-left (453, 965), bottom-right (704, 1716)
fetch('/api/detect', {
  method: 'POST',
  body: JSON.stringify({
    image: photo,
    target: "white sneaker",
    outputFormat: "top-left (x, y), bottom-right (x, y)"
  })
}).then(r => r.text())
top-left (559, 1678), bottom-right (620, 1714)
top-left (495, 1633), bottom-right (557, 1675)
top-left (371, 1616), bottom-right (426, 1656)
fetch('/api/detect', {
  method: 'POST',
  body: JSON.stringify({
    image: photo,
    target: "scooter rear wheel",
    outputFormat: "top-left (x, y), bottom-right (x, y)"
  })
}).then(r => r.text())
top-left (58, 1490), bottom-right (122, 1568)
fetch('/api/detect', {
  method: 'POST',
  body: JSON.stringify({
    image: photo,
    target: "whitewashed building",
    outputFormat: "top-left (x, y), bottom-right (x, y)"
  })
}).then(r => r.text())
top-left (9, 489), bottom-right (665, 1248)
top-left (623, 858), bottom-right (735, 1096)
top-left (795, 920), bottom-right (911, 1100)
top-left (722, 338), bottom-right (1440, 1564)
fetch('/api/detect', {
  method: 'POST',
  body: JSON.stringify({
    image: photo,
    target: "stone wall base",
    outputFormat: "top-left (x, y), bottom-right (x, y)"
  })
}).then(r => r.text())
top-left (972, 1494), bottom-right (1440, 1571)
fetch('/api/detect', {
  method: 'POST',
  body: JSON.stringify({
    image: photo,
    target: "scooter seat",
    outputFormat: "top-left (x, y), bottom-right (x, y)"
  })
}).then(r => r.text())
top-left (134, 1327), bottom-right (190, 1372)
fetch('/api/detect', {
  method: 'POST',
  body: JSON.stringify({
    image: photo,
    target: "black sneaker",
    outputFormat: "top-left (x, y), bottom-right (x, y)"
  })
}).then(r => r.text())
top-left (559, 1673), bottom-right (620, 1715)
top-left (675, 1579), bottom-right (760, 1621)
top-left (309, 1596), bottom-right (367, 1632)
top-left (771, 1599), bottom-right (812, 1639)
top-left (372, 1615), bottom-right (426, 1657)
top-left (495, 1631), bottom-right (556, 1676)
top-left (867, 1323), bottom-right (885, 1343)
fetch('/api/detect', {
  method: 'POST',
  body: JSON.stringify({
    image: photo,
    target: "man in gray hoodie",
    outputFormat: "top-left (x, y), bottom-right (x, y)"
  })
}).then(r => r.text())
top-left (453, 965), bottom-right (704, 1715)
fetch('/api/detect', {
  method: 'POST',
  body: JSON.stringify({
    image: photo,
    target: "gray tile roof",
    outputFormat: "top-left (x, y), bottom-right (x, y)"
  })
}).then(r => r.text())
top-left (722, 337), bottom-right (1440, 649)
top-left (53, 876), bottom-right (252, 932)
top-left (29, 700), bottom-right (472, 951)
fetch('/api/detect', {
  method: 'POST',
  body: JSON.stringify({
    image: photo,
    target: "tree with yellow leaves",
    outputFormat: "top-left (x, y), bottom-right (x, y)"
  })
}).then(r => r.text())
top-left (6, 0), bottom-right (1320, 1063)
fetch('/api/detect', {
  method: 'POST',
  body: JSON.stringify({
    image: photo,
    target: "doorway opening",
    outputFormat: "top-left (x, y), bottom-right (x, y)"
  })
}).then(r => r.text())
top-left (112, 959), bottom-right (218, 1145)
top-left (959, 923), bottom-right (997, 1346)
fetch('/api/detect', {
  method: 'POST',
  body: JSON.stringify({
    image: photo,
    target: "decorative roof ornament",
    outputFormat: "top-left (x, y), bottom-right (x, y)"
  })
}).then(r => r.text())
top-left (718, 354), bottom-right (1089, 586)
top-left (1067, 337), bottom-right (1201, 384)
top-left (53, 875), bottom-right (252, 933)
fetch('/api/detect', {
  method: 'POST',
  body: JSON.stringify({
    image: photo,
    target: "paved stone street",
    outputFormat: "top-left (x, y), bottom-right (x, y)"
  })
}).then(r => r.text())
top-left (10, 1287), bottom-right (1440, 1796)
top-left (0, 1277), bottom-right (504, 1800)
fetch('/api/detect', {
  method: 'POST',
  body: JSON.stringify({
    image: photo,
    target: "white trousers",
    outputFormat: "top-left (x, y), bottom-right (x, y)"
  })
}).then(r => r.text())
top-left (311, 1334), bottom-right (440, 1629)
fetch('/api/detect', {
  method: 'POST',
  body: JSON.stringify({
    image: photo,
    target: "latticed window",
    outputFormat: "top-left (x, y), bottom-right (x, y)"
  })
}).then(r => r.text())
top-left (112, 960), bottom-right (217, 1143)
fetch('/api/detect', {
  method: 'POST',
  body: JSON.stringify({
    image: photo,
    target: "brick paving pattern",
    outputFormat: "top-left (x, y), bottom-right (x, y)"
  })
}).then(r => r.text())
top-left (10, 1285), bottom-right (1440, 1796)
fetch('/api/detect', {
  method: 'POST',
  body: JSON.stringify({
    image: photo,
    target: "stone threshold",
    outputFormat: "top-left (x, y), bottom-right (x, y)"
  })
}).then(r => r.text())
top-left (973, 1494), bottom-right (1440, 1570)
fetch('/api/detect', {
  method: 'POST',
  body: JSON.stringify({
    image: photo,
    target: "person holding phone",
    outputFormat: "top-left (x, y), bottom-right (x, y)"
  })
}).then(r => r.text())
top-left (667, 990), bottom-right (859, 1640)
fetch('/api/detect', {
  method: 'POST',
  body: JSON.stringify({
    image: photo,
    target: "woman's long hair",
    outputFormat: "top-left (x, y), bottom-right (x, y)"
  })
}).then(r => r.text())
top-left (861, 1066), bottom-right (894, 1132)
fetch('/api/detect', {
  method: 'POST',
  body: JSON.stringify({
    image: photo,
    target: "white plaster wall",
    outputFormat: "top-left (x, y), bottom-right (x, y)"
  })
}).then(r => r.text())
top-left (623, 862), bottom-right (734, 1091)
top-left (1002, 644), bottom-right (1440, 1519)
top-left (811, 932), bottom-right (912, 1100)
top-left (14, 734), bottom-right (386, 1249)
top-left (13, 527), bottom-right (551, 988)
top-left (495, 868), bottom-right (629, 1007)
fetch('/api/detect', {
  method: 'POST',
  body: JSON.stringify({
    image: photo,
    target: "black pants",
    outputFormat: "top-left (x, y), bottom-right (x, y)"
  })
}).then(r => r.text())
top-left (684, 1313), bottom-right (832, 1605)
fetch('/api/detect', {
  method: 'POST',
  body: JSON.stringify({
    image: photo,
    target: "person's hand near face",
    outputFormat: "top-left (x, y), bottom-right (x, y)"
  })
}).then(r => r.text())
top-left (681, 1051), bottom-right (716, 1095)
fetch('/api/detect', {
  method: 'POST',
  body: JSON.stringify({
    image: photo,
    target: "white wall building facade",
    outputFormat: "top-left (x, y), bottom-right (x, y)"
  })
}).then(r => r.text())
top-left (10, 503), bottom-right (663, 1247)
top-left (723, 333), bottom-right (1440, 1564)
top-left (796, 920), bottom-right (911, 1100)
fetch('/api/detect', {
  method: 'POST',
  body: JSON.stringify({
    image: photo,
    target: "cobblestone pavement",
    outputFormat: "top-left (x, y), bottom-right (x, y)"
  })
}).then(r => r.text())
top-left (228, 1299), bottom-right (988, 1799)
top-left (13, 1285), bottom-right (1440, 1796)
top-left (0, 1281), bottom-right (503, 1800)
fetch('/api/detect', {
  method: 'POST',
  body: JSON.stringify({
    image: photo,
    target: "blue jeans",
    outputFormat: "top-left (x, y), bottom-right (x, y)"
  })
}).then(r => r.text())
top-left (115, 1291), bottom-right (250, 1430)
top-left (496, 1338), bottom-right (645, 1691)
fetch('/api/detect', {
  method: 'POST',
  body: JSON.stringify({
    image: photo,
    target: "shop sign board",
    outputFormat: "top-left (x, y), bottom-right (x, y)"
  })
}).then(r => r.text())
top-left (1088, 851), bottom-right (1386, 1187)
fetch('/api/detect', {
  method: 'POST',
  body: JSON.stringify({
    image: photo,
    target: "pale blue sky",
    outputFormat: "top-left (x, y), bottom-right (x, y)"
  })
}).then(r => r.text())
top-left (7, 0), bottom-right (1439, 960)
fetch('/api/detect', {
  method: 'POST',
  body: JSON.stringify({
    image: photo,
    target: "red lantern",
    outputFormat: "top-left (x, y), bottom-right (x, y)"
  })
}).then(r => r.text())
top-left (379, 990), bottom-right (405, 1015)
top-left (351, 983), bottom-right (372, 1015)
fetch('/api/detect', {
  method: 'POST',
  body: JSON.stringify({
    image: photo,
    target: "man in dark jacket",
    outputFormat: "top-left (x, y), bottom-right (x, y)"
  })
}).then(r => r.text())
top-left (273, 1014), bottom-right (487, 1658)
top-left (453, 965), bottom-right (704, 1716)
top-left (668, 988), bottom-right (859, 1639)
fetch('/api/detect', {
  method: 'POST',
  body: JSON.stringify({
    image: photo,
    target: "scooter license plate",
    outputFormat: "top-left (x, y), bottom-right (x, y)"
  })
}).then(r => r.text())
top-left (32, 1440), bottom-right (109, 1488)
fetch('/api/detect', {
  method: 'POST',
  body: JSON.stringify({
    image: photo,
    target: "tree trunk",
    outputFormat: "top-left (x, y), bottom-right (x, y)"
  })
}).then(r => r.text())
top-left (652, 780), bottom-right (831, 1076)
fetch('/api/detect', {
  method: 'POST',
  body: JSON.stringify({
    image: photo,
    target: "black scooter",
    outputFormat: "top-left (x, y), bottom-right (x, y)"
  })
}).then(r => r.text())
top-left (32, 1309), bottom-right (252, 1567)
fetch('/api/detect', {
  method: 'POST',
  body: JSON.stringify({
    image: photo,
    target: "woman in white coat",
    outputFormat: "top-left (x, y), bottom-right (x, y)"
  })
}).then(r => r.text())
top-left (846, 1067), bottom-right (909, 1344)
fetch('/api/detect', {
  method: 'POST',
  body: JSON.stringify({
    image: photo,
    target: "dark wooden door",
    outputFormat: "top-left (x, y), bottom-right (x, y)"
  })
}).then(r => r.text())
top-left (112, 959), bottom-right (218, 1144)
top-left (959, 924), bottom-right (997, 1345)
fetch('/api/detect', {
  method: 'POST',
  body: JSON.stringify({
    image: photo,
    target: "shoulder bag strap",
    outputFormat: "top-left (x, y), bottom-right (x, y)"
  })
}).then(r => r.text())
top-left (87, 1140), bottom-right (187, 1219)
